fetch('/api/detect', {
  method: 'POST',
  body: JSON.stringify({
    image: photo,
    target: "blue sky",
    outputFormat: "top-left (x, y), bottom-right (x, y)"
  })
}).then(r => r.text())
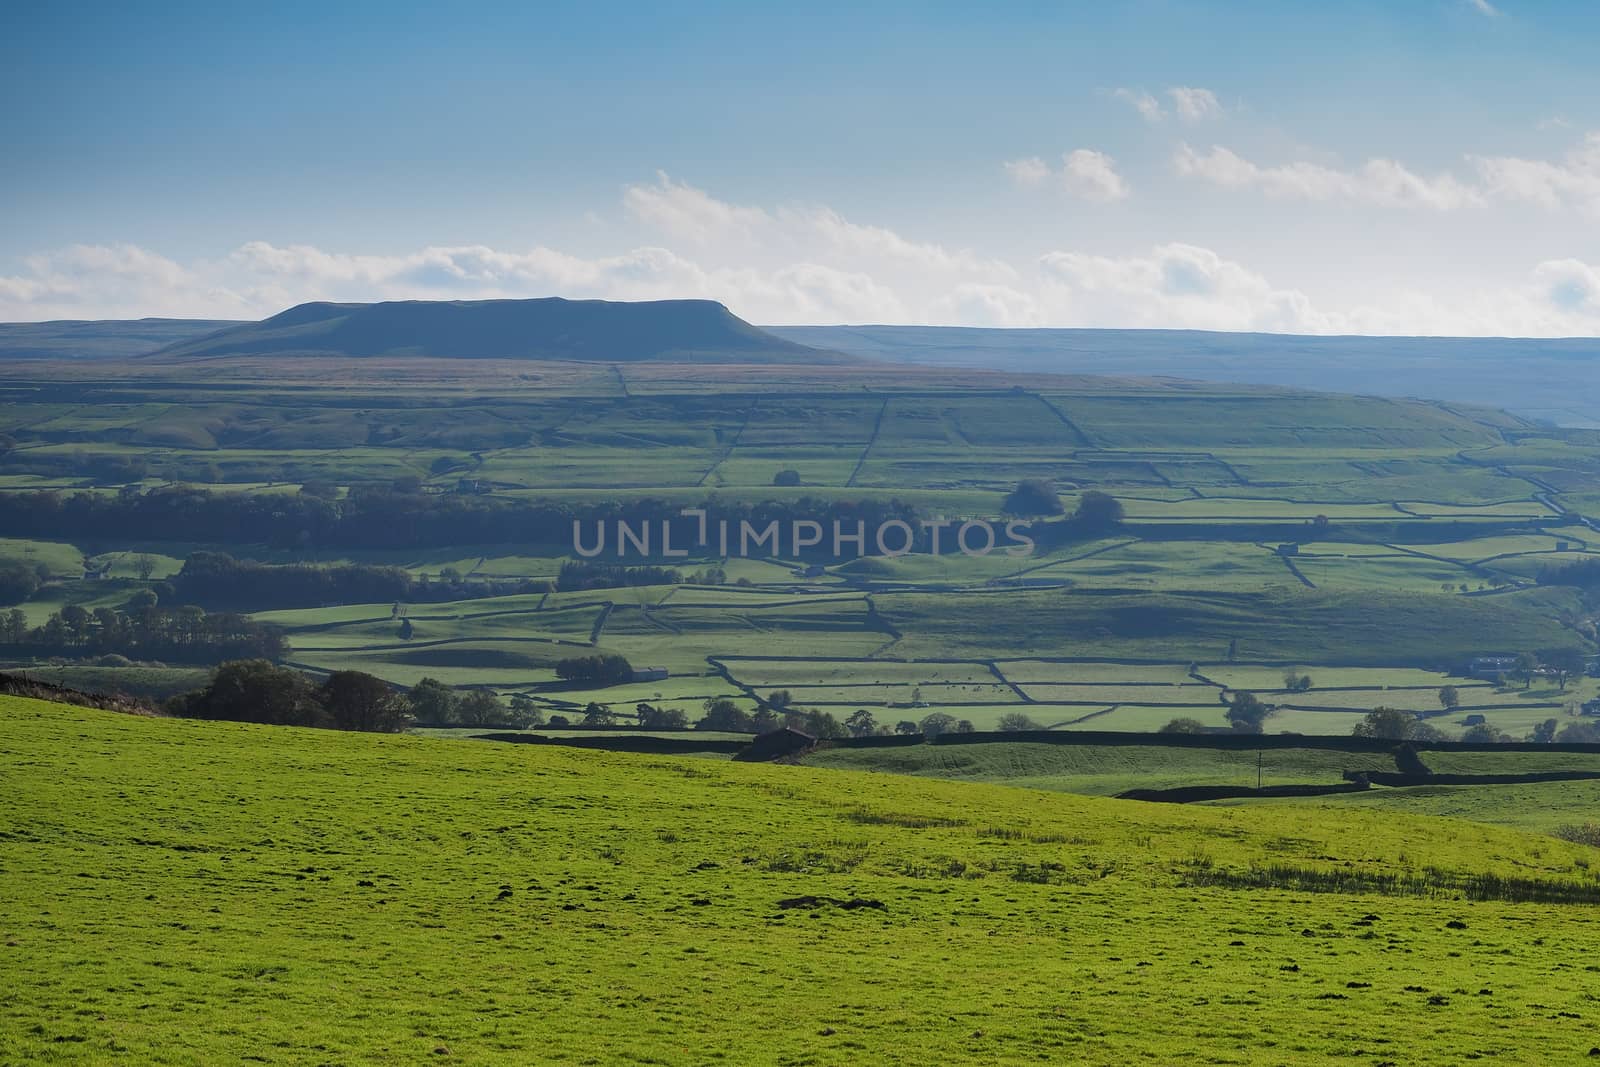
top-left (4, 0), bottom-right (1600, 333)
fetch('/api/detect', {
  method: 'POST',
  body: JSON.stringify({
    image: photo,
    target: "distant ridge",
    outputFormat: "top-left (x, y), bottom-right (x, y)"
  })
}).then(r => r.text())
top-left (151, 297), bottom-right (850, 363)
top-left (0, 317), bottom-right (242, 359)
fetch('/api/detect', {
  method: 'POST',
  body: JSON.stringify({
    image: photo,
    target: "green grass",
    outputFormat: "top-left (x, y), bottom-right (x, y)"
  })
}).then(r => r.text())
top-left (8, 698), bottom-right (1600, 1064)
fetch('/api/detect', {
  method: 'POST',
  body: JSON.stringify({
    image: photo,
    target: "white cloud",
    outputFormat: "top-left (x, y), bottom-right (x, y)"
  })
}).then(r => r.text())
top-left (1036, 243), bottom-right (1333, 333)
top-left (1470, 132), bottom-right (1600, 216)
top-left (1109, 86), bottom-right (1223, 123)
top-left (1110, 88), bottom-right (1165, 122)
top-left (1167, 87), bottom-right (1222, 122)
top-left (1061, 149), bottom-right (1130, 202)
top-left (1006, 150), bottom-right (1129, 202)
top-left (1175, 143), bottom-right (1485, 210)
top-left (1465, 0), bottom-right (1501, 15)
top-left (1003, 156), bottom-right (1050, 187)
top-left (6, 176), bottom-right (1600, 337)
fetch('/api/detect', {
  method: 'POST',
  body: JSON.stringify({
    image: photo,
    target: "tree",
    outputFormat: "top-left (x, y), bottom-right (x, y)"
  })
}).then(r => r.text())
top-left (0, 562), bottom-right (41, 606)
top-left (637, 703), bottom-right (688, 729)
top-left (398, 617), bottom-right (414, 640)
top-left (996, 712), bottom-right (1042, 732)
top-left (1558, 722), bottom-right (1600, 743)
top-left (125, 588), bottom-right (158, 611)
top-left (1514, 651), bottom-right (1539, 689)
top-left (1542, 647), bottom-right (1587, 691)
top-left (407, 677), bottom-right (458, 724)
top-left (1531, 717), bottom-right (1560, 743)
top-left (772, 469), bottom-right (802, 487)
top-left (1460, 723), bottom-right (1509, 743)
top-left (801, 708), bottom-right (847, 739)
top-left (581, 702), bottom-right (616, 727)
top-left (133, 553), bottom-right (157, 581)
top-left (751, 708), bottom-right (781, 733)
top-left (319, 670), bottom-right (407, 732)
top-left (1226, 691), bottom-right (1272, 734)
top-left (456, 690), bottom-right (506, 727)
top-left (1159, 717), bottom-right (1209, 734)
top-left (894, 720), bottom-right (920, 736)
top-left (1072, 490), bottom-right (1124, 531)
top-left (698, 697), bottom-right (754, 733)
top-left (766, 690), bottom-right (795, 712)
top-left (1282, 670), bottom-right (1313, 693)
top-left (1002, 478), bottom-right (1064, 517)
top-left (955, 719), bottom-right (975, 733)
top-left (508, 694), bottom-right (545, 729)
top-left (1438, 685), bottom-right (1461, 711)
top-left (918, 712), bottom-right (959, 738)
top-left (1352, 706), bottom-right (1429, 741)
top-left (845, 709), bottom-right (878, 737)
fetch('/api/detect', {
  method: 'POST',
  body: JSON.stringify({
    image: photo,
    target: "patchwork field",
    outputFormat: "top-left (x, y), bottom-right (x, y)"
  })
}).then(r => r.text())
top-left (0, 360), bottom-right (1595, 737)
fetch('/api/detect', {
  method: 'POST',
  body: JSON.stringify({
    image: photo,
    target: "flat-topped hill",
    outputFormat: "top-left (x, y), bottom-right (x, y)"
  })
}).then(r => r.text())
top-left (150, 297), bottom-right (849, 363)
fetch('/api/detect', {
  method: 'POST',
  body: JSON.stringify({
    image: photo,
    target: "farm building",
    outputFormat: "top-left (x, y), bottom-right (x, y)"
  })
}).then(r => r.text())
top-left (1467, 655), bottom-right (1518, 680)
top-left (630, 666), bottom-right (669, 683)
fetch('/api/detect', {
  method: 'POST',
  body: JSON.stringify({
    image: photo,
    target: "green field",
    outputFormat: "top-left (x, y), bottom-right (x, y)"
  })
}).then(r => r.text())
top-left (0, 359), bottom-right (1595, 736)
top-left (8, 697), bottom-right (1600, 1065)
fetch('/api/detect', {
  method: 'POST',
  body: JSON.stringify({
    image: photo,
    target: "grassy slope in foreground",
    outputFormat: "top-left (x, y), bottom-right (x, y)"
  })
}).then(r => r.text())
top-left (4, 699), bottom-right (1600, 1065)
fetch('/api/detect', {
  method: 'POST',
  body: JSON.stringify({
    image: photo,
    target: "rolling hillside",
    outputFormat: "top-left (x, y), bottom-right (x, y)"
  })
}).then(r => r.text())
top-left (767, 324), bottom-right (1600, 427)
top-left (151, 297), bottom-right (849, 363)
top-left (0, 317), bottom-right (240, 359)
top-left (5, 696), bottom-right (1600, 1064)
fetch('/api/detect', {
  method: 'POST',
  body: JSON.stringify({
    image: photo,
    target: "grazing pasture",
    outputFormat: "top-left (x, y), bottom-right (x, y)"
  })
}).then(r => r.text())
top-left (7, 698), bottom-right (1600, 1064)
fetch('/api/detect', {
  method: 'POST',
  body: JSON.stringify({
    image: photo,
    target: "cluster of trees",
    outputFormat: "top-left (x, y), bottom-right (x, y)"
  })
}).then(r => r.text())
top-left (1539, 558), bottom-right (1600, 590)
top-left (553, 653), bottom-right (634, 685)
top-left (1349, 705), bottom-right (1600, 744)
top-left (556, 561), bottom-right (680, 592)
top-left (1282, 670), bottom-right (1314, 693)
top-left (405, 677), bottom-right (544, 727)
top-left (0, 561), bottom-right (44, 605)
top-left (167, 661), bottom-right (408, 732)
top-left (1225, 691), bottom-right (1273, 734)
top-left (691, 695), bottom-right (978, 738)
top-left (1002, 481), bottom-right (1125, 530)
top-left (0, 600), bottom-right (286, 663)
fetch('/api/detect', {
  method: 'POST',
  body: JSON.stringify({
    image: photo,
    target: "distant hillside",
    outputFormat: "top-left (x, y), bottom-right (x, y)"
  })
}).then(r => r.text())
top-left (767, 325), bottom-right (1600, 427)
top-left (0, 317), bottom-right (240, 359)
top-left (152, 298), bottom-right (849, 363)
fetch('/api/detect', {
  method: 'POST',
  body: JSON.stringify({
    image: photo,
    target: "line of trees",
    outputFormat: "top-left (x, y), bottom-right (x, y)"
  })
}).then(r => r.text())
top-left (0, 601), bottom-right (285, 663)
top-left (0, 487), bottom-right (926, 554)
top-left (554, 653), bottom-right (634, 685)
top-left (170, 551), bottom-right (547, 610)
top-left (557, 560), bottom-right (681, 592)
top-left (167, 661), bottom-right (408, 732)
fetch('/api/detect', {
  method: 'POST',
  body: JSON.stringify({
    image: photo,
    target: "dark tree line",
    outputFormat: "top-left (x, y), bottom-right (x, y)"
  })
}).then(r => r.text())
top-left (554, 653), bottom-right (634, 685)
top-left (169, 551), bottom-right (546, 610)
top-left (167, 661), bottom-right (407, 732)
top-left (0, 487), bottom-right (926, 554)
top-left (557, 560), bottom-right (681, 591)
top-left (0, 603), bottom-right (285, 663)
